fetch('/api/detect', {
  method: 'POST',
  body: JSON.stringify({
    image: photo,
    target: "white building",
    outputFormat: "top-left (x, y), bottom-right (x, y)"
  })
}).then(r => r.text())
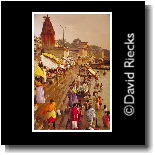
top-left (78, 42), bottom-right (88, 57)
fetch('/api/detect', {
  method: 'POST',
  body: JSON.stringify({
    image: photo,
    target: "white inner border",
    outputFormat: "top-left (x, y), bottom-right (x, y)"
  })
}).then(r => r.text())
top-left (32, 12), bottom-right (112, 132)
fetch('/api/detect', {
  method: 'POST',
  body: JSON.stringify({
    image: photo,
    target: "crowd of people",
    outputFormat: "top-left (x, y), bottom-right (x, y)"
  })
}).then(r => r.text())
top-left (34, 99), bottom-right (57, 130)
top-left (65, 65), bottom-right (110, 130)
top-left (34, 55), bottom-right (77, 104)
top-left (34, 53), bottom-right (110, 130)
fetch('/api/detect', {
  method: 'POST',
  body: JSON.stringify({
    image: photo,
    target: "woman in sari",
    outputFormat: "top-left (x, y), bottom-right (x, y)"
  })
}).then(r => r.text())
top-left (35, 78), bottom-right (45, 104)
top-left (46, 109), bottom-right (57, 129)
top-left (68, 88), bottom-right (73, 107)
top-left (41, 99), bottom-right (57, 129)
top-left (68, 87), bottom-right (78, 107)
top-left (72, 92), bottom-right (78, 104)
top-left (102, 111), bottom-right (110, 128)
top-left (70, 103), bottom-right (79, 130)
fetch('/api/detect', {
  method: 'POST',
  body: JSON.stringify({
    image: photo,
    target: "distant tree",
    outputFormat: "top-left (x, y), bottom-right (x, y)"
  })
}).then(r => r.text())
top-left (57, 39), bottom-right (71, 48)
top-left (57, 38), bottom-right (105, 53)
top-left (65, 42), bottom-right (71, 48)
top-left (73, 38), bottom-right (81, 44)
top-left (104, 49), bottom-right (110, 58)
top-left (57, 39), bottom-right (64, 46)
top-left (70, 38), bottom-right (81, 48)
top-left (88, 45), bottom-right (103, 52)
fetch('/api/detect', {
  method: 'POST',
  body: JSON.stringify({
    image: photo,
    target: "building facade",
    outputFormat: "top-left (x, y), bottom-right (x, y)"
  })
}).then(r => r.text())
top-left (69, 48), bottom-right (79, 58)
top-left (45, 47), bottom-right (69, 59)
top-left (34, 36), bottom-right (42, 51)
top-left (78, 42), bottom-right (88, 57)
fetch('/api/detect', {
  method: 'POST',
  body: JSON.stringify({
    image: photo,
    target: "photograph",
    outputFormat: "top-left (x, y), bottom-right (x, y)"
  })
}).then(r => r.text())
top-left (32, 12), bottom-right (112, 132)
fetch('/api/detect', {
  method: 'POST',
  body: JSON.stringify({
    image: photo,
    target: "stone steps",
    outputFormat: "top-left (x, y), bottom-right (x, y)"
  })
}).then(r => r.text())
top-left (59, 114), bottom-right (69, 130)
top-left (44, 67), bottom-right (79, 111)
top-left (55, 115), bottom-right (63, 130)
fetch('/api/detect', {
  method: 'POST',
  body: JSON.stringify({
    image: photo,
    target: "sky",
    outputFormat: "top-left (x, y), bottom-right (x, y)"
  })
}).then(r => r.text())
top-left (34, 14), bottom-right (110, 50)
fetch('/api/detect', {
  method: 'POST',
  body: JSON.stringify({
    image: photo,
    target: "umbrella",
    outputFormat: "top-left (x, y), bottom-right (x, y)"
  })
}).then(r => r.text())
top-left (41, 55), bottom-right (58, 69)
top-left (88, 68), bottom-right (96, 76)
top-left (85, 65), bottom-right (96, 76)
top-left (42, 53), bottom-right (62, 64)
top-left (34, 61), bottom-right (44, 78)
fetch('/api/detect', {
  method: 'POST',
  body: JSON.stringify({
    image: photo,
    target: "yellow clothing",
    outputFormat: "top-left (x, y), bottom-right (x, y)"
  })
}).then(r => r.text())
top-left (40, 102), bottom-right (56, 115)
top-left (35, 80), bottom-right (42, 87)
top-left (34, 61), bottom-right (44, 77)
top-left (72, 88), bottom-right (77, 93)
top-left (40, 103), bottom-right (50, 115)
top-left (48, 102), bottom-right (56, 111)
top-left (46, 110), bottom-right (56, 119)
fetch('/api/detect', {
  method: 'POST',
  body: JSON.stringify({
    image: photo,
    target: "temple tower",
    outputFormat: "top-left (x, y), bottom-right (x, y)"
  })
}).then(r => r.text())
top-left (41, 15), bottom-right (55, 49)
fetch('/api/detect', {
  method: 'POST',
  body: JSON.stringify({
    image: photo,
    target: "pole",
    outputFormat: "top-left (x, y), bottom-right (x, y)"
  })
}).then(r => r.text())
top-left (60, 25), bottom-right (66, 47)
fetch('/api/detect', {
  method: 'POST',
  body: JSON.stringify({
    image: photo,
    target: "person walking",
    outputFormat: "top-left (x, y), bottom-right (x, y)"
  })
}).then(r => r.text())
top-left (35, 78), bottom-right (45, 104)
top-left (103, 105), bottom-right (108, 115)
top-left (45, 99), bottom-right (57, 129)
top-left (102, 111), bottom-right (110, 128)
top-left (70, 103), bottom-right (79, 130)
top-left (46, 109), bottom-right (57, 129)
top-left (87, 104), bottom-right (96, 126)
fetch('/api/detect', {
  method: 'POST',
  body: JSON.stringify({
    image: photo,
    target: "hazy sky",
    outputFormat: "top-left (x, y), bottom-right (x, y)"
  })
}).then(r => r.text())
top-left (34, 14), bottom-right (110, 50)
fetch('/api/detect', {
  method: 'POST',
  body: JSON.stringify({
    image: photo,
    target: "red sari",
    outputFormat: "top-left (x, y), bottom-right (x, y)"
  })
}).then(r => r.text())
top-left (71, 107), bottom-right (79, 121)
top-left (71, 107), bottom-right (79, 129)
top-left (102, 114), bottom-right (110, 128)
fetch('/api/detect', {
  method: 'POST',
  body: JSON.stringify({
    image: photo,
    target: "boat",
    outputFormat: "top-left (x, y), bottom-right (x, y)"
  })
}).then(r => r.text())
top-left (90, 63), bottom-right (110, 70)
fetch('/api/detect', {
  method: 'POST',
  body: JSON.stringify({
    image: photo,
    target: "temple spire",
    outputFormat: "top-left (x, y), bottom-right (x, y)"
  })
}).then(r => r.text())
top-left (41, 15), bottom-right (55, 49)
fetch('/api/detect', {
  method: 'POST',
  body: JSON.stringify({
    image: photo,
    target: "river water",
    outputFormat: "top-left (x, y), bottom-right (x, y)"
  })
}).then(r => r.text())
top-left (92, 69), bottom-right (110, 111)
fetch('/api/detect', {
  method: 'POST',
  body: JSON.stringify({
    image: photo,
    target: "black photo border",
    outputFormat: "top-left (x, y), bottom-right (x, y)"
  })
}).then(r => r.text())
top-left (1, 1), bottom-right (145, 145)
